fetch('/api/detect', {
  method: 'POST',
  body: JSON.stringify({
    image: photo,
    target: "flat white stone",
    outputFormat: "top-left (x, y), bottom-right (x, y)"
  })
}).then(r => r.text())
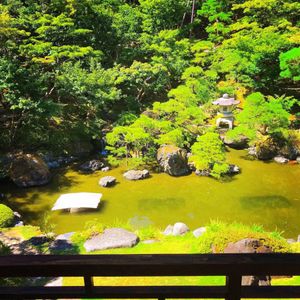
top-left (52, 193), bottom-right (102, 211)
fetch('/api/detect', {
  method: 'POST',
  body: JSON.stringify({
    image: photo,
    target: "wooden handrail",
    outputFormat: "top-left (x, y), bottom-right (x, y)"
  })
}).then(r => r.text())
top-left (0, 253), bottom-right (300, 299)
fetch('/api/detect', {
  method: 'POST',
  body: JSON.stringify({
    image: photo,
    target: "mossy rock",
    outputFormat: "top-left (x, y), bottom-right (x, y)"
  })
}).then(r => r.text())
top-left (255, 136), bottom-right (279, 160)
top-left (10, 153), bottom-right (51, 187)
top-left (157, 145), bottom-right (189, 176)
top-left (0, 204), bottom-right (14, 228)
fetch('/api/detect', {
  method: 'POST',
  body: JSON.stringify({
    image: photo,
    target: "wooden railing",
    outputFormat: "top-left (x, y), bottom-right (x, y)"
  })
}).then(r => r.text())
top-left (0, 254), bottom-right (300, 299)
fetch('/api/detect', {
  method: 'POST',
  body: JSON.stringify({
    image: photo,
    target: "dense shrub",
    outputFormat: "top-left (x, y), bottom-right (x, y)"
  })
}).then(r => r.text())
top-left (0, 204), bottom-right (14, 228)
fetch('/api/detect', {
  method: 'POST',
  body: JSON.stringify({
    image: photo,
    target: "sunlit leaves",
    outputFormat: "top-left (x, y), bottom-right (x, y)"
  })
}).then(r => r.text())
top-left (189, 132), bottom-right (229, 178)
top-left (279, 47), bottom-right (300, 81)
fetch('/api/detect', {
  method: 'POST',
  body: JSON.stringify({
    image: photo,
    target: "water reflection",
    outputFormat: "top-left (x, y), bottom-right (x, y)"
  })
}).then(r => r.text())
top-left (240, 195), bottom-right (291, 209)
top-left (138, 197), bottom-right (184, 211)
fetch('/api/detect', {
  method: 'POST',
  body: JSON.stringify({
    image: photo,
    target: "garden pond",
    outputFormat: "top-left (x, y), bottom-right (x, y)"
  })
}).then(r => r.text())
top-left (1, 149), bottom-right (300, 237)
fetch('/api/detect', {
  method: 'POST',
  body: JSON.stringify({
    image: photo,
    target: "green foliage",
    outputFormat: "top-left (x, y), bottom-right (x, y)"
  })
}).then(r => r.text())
top-left (135, 225), bottom-right (163, 241)
top-left (156, 128), bottom-right (185, 148)
top-left (106, 125), bottom-right (151, 160)
top-left (197, 221), bottom-right (290, 253)
top-left (71, 218), bottom-right (106, 245)
top-left (197, 0), bottom-right (232, 42)
top-left (211, 163), bottom-right (230, 180)
top-left (0, 204), bottom-right (14, 228)
top-left (189, 132), bottom-right (229, 178)
top-left (280, 47), bottom-right (300, 81)
top-left (141, 29), bottom-right (192, 80)
top-left (0, 0), bottom-right (299, 156)
top-left (140, 0), bottom-right (187, 34)
top-left (0, 241), bottom-right (10, 255)
top-left (231, 92), bottom-right (290, 141)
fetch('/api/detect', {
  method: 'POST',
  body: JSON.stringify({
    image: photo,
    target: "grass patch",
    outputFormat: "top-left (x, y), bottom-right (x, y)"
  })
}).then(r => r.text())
top-left (1, 225), bottom-right (42, 240)
top-left (196, 221), bottom-right (290, 253)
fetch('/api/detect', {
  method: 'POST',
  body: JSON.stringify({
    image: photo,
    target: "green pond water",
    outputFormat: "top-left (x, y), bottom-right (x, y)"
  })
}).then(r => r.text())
top-left (1, 149), bottom-right (300, 237)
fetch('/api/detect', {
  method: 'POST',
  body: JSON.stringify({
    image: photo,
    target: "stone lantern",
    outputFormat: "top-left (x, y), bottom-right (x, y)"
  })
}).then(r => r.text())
top-left (212, 94), bottom-right (240, 129)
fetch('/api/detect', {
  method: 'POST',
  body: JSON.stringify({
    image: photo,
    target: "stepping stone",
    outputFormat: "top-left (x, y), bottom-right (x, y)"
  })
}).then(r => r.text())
top-left (84, 228), bottom-right (139, 252)
top-left (99, 176), bottom-right (116, 187)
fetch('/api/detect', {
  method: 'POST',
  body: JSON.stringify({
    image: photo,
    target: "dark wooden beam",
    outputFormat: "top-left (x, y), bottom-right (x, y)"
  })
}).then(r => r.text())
top-left (0, 254), bottom-right (300, 277)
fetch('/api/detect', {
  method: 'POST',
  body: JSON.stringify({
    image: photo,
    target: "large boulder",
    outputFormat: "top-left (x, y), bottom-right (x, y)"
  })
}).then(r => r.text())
top-left (223, 238), bottom-right (272, 286)
top-left (278, 140), bottom-right (300, 160)
top-left (10, 153), bottom-right (51, 187)
top-left (157, 145), bottom-right (190, 176)
top-left (84, 228), bottom-right (139, 252)
top-left (79, 160), bottom-right (104, 173)
top-left (99, 176), bottom-right (116, 187)
top-left (123, 169), bottom-right (149, 180)
top-left (0, 153), bottom-right (13, 179)
top-left (223, 135), bottom-right (248, 149)
top-left (255, 137), bottom-right (278, 161)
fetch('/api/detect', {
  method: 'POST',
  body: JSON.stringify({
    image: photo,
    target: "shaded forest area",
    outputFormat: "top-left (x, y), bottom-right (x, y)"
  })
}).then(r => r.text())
top-left (0, 0), bottom-right (299, 157)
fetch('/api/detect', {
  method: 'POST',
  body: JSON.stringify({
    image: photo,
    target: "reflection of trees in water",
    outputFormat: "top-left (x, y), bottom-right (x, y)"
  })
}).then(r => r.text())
top-left (138, 197), bottom-right (184, 211)
top-left (240, 195), bottom-right (291, 209)
top-left (0, 168), bottom-right (81, 226)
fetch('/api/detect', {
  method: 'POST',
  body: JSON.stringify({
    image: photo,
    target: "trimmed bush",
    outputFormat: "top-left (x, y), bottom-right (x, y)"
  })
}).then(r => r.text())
top-left (0, 204), bottom-right (14, 228)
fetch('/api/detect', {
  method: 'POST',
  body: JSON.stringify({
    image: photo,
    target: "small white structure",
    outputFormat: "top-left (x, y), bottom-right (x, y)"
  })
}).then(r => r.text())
top-left (52, 193), bottom-right (102, 213)
top-left (213, 94), bottom-right (240, 129)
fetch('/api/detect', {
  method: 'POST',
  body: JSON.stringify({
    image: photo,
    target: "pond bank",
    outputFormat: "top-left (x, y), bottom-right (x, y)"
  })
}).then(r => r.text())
top-left (0, 149), bottom-right (300, 237)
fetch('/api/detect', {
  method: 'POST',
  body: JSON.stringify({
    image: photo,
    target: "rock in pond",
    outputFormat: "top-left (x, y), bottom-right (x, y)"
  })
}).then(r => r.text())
top-left (255, 137), bottom-right (278, 161)
top-left (99, 176), bottom-right (116, 187)
top-left (223, 238), bottom-right (272, 286)
top-left (193, 227), bottom-right (206, 238)
top-left (228, 164), bottom-right (240, 174)
top-left (101, 166), bottom-right (110, 172)
top-left (10, 153), bottom-right (51, 187)
top-left (123, 169), bottom-right (149, 180)
top-left (297, 157), bottom-right (300, 164)
top-left (195, 169), bottom-right (210, 176)
top-left (79, 160), bottom-right (104, 173)
top-left (247, 146), bottom-right (257, 157)
top-left (223, 135), bottom-right (248, 149)
top-left (84, 228), bottom-right (139, 252)
top-left (274, 156), bottom-right (289, 164)
top-left (157, 145), bottom-right (190, 176)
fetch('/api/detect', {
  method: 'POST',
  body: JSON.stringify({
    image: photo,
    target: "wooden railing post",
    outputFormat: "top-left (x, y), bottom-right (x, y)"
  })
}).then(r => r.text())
top-left (226, 274), bottom-right (242, 300)
top-left (84, 275), bottom-right (94, 294)
top-left (0, 254), bottom-right (300, 299)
